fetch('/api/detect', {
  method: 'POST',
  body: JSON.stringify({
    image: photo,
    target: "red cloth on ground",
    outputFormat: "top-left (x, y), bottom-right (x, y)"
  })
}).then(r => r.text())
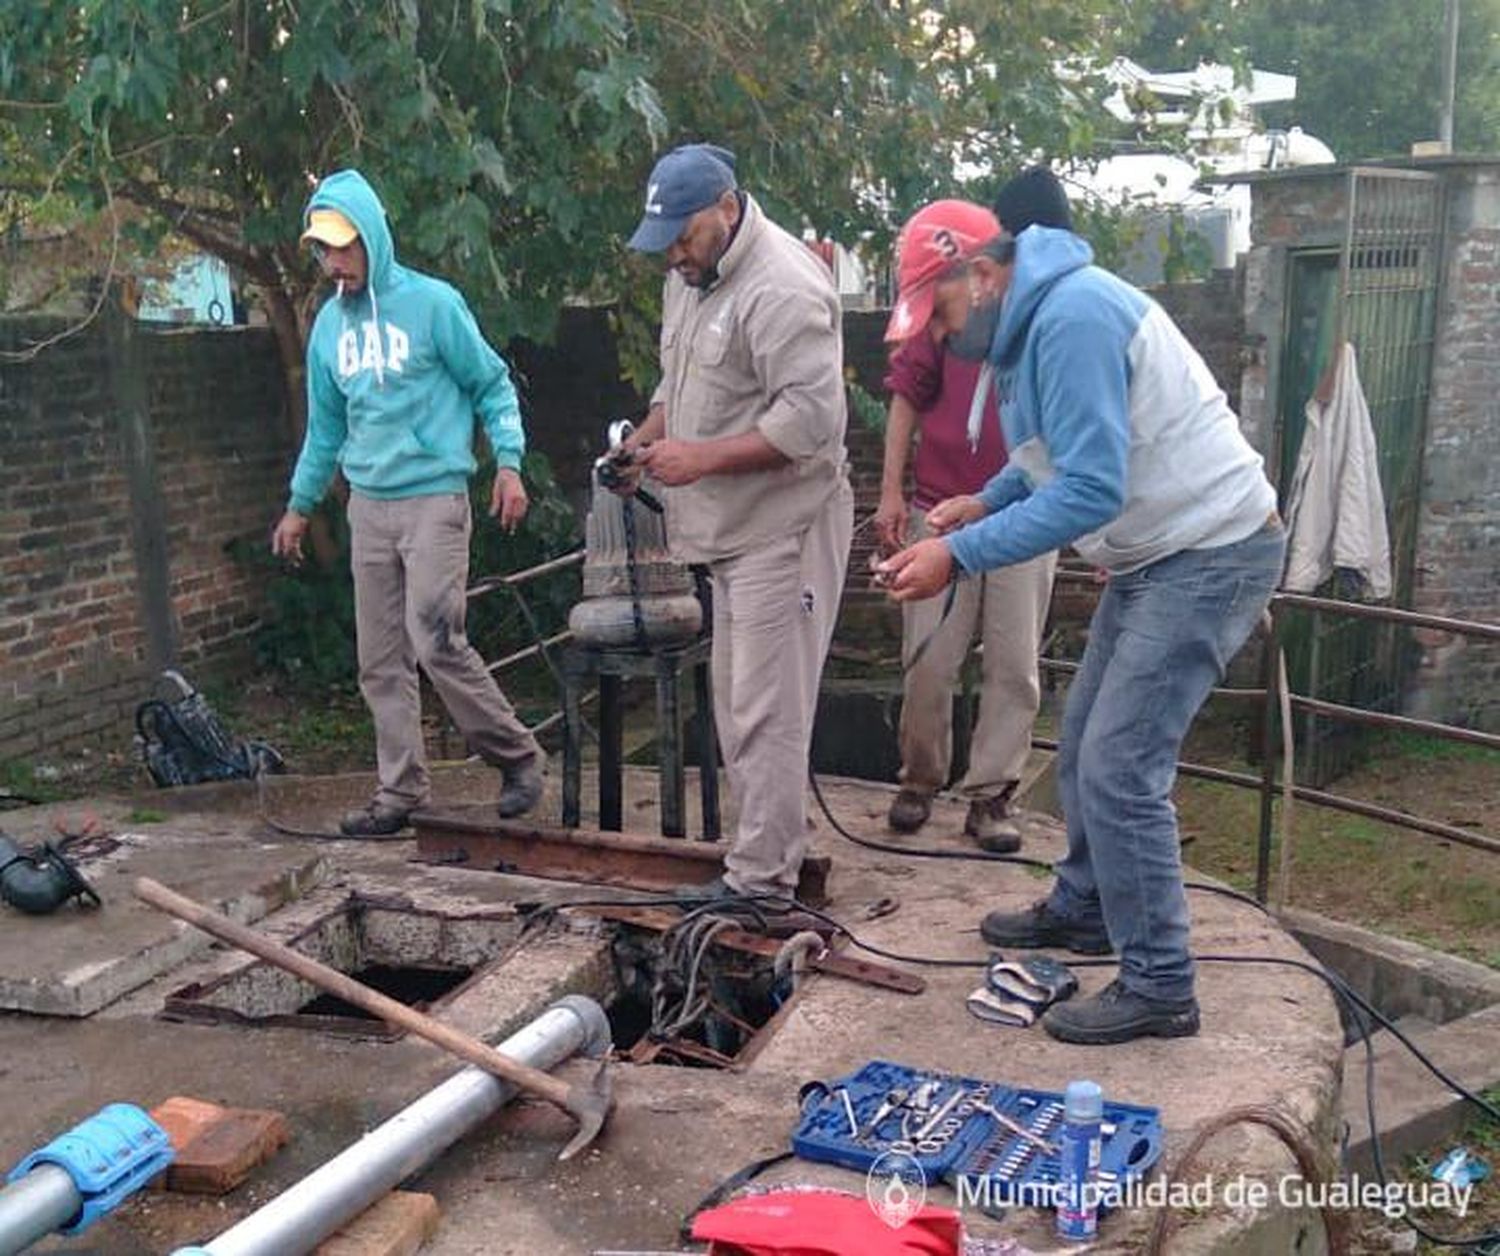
top-left (691, 1188), bottom-right (962, 1256)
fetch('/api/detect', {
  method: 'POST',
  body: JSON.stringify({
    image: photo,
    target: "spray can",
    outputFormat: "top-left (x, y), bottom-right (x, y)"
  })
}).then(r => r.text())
top-left (1056, 1079), bottom-right (1103, 1241)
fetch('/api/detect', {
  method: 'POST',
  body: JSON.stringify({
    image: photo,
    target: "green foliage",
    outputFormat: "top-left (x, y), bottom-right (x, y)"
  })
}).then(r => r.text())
top-left (233, 500), bottom-right (357, 690)
top-left (0, 759), bottom-right (68, 805)
top-left (1, 0), bottom-right (1128, 390)
top-left (846, 379), bottom-right (888, 437)
top-left (464, 449), bottom-right (583, 666)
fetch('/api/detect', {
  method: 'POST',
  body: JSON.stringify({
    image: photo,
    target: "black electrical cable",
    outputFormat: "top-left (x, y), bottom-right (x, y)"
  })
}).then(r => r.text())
top-left (805, 776), bottom-right (1500, 1249)
top-left (1194, 952), bottom-right (1500, 1251)
top-left (528, 891), bottom-right (990, 970)
top-left (808, 768), bottom-right (1051, 870)
top-left (811, 766), bottom-right (1273, 909)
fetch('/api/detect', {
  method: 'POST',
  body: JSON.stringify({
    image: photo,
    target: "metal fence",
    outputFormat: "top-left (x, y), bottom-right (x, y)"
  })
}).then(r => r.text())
top-left (1041, 569), bottom-right (1500, 906)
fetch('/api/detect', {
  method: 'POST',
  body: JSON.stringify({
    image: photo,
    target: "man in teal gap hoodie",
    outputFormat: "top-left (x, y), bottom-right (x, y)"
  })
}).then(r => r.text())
top-left (271, 169), bottom-right (543, 836)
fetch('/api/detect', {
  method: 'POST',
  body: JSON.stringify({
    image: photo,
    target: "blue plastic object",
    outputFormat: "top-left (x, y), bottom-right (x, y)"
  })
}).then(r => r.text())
top-left (791, 1060), bottom-right (1161, 1213)
top-left (7, 1102), bottom-right (174, 1234)
top-left (1432, 1146), bottom-right (1490, 1188)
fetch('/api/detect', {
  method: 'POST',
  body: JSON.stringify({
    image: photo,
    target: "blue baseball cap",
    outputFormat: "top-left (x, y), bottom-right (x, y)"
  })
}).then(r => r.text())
top-left (627, 143), bottom-right (738, 253)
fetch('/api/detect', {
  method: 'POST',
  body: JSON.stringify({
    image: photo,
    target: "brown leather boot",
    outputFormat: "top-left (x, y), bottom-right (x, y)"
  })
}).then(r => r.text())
top-left (887, 788), bottom-right (933, 834)
top-left (964, 791), bottom-right (1022, 853)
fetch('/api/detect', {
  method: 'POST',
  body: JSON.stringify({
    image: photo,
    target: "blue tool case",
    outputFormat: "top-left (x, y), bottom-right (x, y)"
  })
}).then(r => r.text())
top-left (792, 1060), bottom-right (1162, 1210)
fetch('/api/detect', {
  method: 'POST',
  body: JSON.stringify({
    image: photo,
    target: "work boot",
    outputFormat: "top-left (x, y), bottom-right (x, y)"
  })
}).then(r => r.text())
top-left (1042, 978), bottom-right (1200, 1045)
top-left (338, 803), bottom-right (412, 838)
top-left (672, 874), bottom-right (746, 905)
top-left (887, 788), bottom-right (933, 834)
top-left (979, 899), bottom-right (1113, 955)
top-left (964, 793), bottom-right (1022, 853)
top-left (497, 755), bottom-right (544, 819)
top-left (672, 876), bottom-right (824, 937)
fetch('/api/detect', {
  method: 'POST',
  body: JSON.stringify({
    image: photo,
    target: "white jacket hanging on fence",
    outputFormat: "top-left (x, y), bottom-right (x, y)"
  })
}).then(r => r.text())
top-left (1283, 341), bottom-right (1393, 599)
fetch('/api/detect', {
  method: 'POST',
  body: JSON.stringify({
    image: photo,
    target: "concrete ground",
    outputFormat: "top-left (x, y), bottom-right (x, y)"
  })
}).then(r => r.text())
top-left (0, 760), bottom-right (1345, 1255)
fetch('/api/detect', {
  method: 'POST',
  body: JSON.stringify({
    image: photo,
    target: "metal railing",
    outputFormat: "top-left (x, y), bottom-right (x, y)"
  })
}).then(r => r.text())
top-left (470, 555), bottom-right (1500, 900)
top-left (466, 548), bottom-right (585, 738)
top-left (1043, 569), bottom-right (1500, 904)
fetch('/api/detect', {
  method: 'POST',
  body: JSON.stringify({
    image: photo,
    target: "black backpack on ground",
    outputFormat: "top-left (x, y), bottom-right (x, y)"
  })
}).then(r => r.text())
top-left (134, 670), bottom-right (285, 788)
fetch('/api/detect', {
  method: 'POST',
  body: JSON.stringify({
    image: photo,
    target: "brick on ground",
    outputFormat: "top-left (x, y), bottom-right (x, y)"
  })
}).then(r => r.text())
top-left (314, 1191), bottom-right (441, 1256)
top-left (148, 1095), bottom-right (290, 1195)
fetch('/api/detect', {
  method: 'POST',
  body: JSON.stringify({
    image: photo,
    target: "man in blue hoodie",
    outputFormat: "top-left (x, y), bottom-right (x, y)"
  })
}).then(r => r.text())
top-left (878, 200), bottom-right (1285, 1045)
top-left (271, 169), bottom-right (544, 836)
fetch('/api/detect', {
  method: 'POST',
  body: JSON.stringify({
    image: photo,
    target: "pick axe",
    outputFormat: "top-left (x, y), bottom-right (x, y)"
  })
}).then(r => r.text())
top-left (133, 876), bottom-right (612, 1160)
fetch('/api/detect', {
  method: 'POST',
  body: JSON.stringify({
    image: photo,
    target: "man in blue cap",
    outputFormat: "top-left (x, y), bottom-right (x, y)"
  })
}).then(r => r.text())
top-left (613, 143), bottom-right (853, 905)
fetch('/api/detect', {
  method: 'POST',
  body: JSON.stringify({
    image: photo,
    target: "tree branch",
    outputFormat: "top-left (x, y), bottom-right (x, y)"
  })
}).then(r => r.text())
top-left (118, 179), bottom-right (276, 282)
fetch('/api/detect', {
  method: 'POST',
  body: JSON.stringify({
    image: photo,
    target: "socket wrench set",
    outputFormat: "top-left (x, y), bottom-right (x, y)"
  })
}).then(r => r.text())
top-left (793, 1060), bottom-right (1162, 1203)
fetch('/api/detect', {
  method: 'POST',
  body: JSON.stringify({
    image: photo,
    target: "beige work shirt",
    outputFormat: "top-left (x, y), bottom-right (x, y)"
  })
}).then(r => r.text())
top-left (651, 194), bottom-right (849, 563)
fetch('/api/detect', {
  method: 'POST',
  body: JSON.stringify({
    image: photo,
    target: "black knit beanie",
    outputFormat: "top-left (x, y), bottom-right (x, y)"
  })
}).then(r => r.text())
top-left (992, 166), bottom-right (1073, 235)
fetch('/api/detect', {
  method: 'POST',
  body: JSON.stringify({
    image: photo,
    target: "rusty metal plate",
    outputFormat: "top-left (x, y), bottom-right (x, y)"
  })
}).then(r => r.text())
top-left (412, 807), bottom-right (831, 907)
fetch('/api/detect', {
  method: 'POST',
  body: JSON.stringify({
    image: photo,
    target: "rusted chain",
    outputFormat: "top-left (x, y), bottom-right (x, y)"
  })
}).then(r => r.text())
top-left (1144, 1105), bottom-right (1347, 1256)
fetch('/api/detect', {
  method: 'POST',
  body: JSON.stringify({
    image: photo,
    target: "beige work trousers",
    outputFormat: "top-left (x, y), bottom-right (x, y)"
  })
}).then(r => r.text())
top-left (349, 492), bottom-right (539, 811)
top-left (712, 481), bottom-right (854, 894)
top-left (899, 509), bottom-right (1056, 798)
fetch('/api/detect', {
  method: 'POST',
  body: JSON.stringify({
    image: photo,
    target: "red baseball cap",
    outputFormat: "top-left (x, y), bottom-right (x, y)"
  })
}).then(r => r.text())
top-left (884, 199), bottom-right (1002, 342)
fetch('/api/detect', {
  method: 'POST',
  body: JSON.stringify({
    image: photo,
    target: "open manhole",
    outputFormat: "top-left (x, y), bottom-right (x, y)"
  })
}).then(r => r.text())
top-left (603, 917), bottom-right (807, 1068)
top-left (162, 895), bottom-right (520, 1040)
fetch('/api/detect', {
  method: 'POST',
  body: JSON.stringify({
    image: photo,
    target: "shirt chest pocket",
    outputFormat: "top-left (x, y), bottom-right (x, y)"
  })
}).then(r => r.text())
top-left (690, 322), bottom-right (731, 370)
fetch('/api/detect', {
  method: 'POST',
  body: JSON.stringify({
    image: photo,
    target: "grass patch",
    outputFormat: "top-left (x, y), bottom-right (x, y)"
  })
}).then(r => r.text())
top-left (1161, 704), bottom-right (1500, 970)
top-left (1393, 1085), bottom-right (1500, 1253)
top-left (0, 759), bottom-right (70, 805)
top-left (1377, 730), bottom-right (1500, 765)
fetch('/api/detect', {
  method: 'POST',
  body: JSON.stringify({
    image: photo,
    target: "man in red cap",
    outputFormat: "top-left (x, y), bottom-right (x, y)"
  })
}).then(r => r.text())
top-left (875, 172), bottom-right (1069, 850)
top-left (877, 198), bottom-right (1282, 1045)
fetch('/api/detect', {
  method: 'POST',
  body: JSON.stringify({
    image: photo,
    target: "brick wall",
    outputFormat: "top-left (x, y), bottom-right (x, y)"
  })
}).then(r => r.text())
top-left (1408, 167), bottom-right (1500, 728)
top-left (0, 311), bottom-right (291, 759)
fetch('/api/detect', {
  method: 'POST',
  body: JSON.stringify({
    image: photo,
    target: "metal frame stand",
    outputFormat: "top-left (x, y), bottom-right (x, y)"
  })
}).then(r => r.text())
top-left (561, 638), bottom-right (720, 840)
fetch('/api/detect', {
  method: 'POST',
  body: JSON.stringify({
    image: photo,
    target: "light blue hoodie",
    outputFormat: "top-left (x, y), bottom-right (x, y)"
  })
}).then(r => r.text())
top-left (287, 170), bottom-right (524, 515)
top-left (946, 226), bottom-right (1273, 577)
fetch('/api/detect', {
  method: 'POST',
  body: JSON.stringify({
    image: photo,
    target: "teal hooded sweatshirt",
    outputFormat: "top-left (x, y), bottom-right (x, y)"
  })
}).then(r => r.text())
top-left (287, 170), bottom-right (524, 515)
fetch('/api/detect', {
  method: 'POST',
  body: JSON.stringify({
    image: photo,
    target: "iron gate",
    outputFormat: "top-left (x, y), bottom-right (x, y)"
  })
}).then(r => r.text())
top-left (1276, 168), bottom-right (1444, 785)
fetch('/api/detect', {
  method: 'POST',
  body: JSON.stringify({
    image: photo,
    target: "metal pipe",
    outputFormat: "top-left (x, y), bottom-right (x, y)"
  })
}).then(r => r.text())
top-left (1440, 0), bottom-right (1460, 151)
top-left (1272, 591), bottom-right (1500, 640)
top-left (0, 1164), bottom-right (81, 1255)
top-left (188, 996), bottom-right (610, 1256)
top-left (467, 549), bottom-right (584, 599)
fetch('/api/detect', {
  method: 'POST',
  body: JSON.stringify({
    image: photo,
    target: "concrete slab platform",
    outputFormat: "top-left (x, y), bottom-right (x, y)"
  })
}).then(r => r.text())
top-left (0, 805), bottom-right (329, 1015)
top-left (0, 764), bottom-right (1346, 1255)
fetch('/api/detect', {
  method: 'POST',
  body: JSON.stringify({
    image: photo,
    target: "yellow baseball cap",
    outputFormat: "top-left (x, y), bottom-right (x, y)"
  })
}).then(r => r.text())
top-left (300, 208), bottom-right (359, 248)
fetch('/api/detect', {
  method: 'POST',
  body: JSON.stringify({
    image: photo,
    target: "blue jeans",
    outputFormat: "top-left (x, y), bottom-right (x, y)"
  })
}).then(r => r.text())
top-left (1048, 522), bottom-right (1286, 1003)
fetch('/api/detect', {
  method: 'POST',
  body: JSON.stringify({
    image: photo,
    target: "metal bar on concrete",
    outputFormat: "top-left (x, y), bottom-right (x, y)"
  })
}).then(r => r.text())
top-left (188, 997), bottom-right (609, 1256)
top-left (0, 1164), bottom-right (81, 1256)
top-left (412, 808), bottom-right (832, 906)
